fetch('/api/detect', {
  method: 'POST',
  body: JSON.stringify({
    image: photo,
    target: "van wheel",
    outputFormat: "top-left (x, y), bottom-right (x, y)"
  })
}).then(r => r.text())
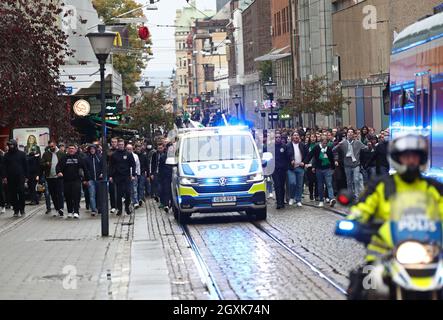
top-left (247, 208), bottom-right (267, 221)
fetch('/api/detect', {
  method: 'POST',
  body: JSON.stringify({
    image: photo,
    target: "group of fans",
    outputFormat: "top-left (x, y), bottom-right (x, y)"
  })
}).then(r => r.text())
top-left (266, 125), bottom-right (390, 209)
top-left (0, 136), bottom-right (175, 218)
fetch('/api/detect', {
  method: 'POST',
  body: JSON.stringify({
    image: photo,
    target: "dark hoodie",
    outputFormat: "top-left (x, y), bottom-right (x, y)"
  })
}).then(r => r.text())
top-left (2, 146), bottom-right (28, 178)
top-left (56, 153), bottom-right (90, 182)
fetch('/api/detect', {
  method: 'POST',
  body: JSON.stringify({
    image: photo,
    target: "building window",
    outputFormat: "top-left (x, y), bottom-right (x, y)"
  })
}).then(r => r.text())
top-left (277, 12), bottom-right (281, 36)
top-left (286, 6), bottom-right (290, 32)
top-left (282, 8), bottom-right (286, 34)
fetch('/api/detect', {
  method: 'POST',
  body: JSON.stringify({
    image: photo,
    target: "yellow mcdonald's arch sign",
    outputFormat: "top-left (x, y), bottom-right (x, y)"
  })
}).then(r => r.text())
top-left (113, 32), bottom-right (122, 47)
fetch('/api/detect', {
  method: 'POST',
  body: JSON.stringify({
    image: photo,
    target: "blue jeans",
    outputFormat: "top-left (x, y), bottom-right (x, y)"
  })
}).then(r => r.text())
top-left (40, 176), bottom-right (51, 210)
top-left (266, 176), bottom-right (273, 195)
top-left (316, 169), bottom-right (334, 201)
top-left (131, 176), bottom-right (139, 205)
top-left (88, 180), bottom-right (98, 212)
top-left (137, 175), bottom-right (146, 202)
top-left (362, 167), bottom-right (376, 185)
top-left (378, 165), bottom-right (389, 176)
top-left (344, 166), bottom-right (364, 199)
top-left (287, 167), bottom-right (305, 202)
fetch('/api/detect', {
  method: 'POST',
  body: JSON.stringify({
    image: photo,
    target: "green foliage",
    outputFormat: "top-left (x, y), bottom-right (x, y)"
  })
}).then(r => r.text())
top-left (259, 61), bottom-right (272, 82)
top-left (124, 90), bottom-right (174, 138)
top-left (290, 76), bottom-right (348, 117)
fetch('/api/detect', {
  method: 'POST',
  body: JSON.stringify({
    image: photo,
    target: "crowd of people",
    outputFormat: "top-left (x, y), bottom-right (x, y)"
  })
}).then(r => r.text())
top-left (0, 123), bottom-right (390, 218)
top-left (267, 125), bottom-right (390, 210)
top-left (0, 136), bottom-right (175, 219)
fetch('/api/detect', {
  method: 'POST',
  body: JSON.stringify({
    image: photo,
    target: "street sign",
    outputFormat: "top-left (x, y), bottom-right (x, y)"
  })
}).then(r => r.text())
top-left (65, 86), bottom-right (73, 95)
top-left (105, 102), bottom-right (118, 115)
top-left (268, 113), bottom-right (279, 121)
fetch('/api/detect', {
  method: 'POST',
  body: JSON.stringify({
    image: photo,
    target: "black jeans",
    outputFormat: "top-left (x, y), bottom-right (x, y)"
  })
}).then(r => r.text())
top-left (0, 180), bottom-right (5, 207)
top-left (115, 178), bottom-right (131, 212)
top-left (27, 175), bottom-right (39, 204)
top-left (64, 180), bottom-right (81, 214)
top-left (272, 168), bottom-right (287, 207)
top-left (109, 180), bottom-right (116, 209)
top-left (306, 167), bottom-right (318, 199)
top-left (159, 175), bottom-right (172, 207)
top-left (47, 178), bottom-right (64, 211)
top-left (7, 176), bottom-right (25, 212)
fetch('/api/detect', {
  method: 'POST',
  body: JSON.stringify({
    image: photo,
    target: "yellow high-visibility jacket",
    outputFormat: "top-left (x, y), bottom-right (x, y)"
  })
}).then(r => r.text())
top-left (347, 174), bottom-right (443, 262)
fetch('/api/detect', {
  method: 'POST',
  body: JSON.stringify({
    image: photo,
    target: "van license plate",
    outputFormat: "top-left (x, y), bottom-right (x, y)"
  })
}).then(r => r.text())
top-left (213, 196), bottom-right (236, 203)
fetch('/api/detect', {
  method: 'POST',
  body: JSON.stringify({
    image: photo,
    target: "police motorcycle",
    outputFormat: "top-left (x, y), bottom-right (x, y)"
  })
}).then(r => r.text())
top-left (335, 191), bottom-right (443, 300)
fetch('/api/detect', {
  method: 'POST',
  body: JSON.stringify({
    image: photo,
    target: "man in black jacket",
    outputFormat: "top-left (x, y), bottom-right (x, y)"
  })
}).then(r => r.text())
top-left (272, 134), bottom-right (289, 209)
top-left (158, 141), bottom-right (173, 212)
top-left (108, 137), bottom-right (118, 213)
top-left (56, 144), bottom-right (90, 219)
top-left (85, 144), bottom-right (102, 216)
top-left (375, 131), bottom-right (389, 176)
top-left (2, 140), bottom-right (28, 216)
top-left (135, 143), bottom-right (148, 206)
top-left (149, 144), bottom-right (161, 202)
top-left (286, 132), bottom-right (308, 207)
top-left (109, 139), bottom-right (136, 215)
top-left (305, 136), bottom-right (336, 208)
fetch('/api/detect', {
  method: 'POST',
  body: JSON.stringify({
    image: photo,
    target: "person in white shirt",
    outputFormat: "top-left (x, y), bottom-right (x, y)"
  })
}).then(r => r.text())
top-left (126, 144), bottom-right (141, 209)
top-left (286, 132), bottom-right (308, 207)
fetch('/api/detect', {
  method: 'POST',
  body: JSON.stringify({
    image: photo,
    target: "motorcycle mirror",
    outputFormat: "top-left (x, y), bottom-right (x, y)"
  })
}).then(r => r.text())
top-left (337, 189), bottom-right (353, 206)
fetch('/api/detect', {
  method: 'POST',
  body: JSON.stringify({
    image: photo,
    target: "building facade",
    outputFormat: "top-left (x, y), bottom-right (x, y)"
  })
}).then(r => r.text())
top-left (174, 2), bottom-right (214, 110)
top-left (331, 0), bottom-right (443, 131)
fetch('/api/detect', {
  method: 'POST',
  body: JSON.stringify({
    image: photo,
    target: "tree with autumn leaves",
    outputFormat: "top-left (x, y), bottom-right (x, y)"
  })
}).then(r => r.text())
top-left (124, 90), bottom-right (174, 139)
top-left (0, 0), bottom-right (76, 140)
top-left (286, 75), bottom-right (349, 127)
top-left (92, 0), bottom-right (150, 95)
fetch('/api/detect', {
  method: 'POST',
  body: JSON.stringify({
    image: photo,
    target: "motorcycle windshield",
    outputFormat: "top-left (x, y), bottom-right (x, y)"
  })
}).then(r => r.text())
top-left (390, 192), bottom-right (443, 245)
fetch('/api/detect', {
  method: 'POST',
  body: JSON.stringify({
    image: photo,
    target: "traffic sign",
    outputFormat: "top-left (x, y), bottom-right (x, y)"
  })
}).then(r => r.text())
top-left (268, 113), bottom-right (279, 121)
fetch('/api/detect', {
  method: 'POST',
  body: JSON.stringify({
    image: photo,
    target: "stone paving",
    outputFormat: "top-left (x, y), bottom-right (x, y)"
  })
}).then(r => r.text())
top-left (0, 200), bottom-right (170, 300)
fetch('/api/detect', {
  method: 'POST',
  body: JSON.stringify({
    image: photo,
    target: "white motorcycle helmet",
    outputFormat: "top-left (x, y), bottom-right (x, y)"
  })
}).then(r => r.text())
top-left (388, 133), bottom-right (428, 183)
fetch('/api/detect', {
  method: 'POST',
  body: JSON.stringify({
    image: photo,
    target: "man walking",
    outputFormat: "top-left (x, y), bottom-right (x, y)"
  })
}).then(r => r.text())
top-left (333, 129), bottom-right (367, 201)
top-left (2, 140), bottom-right (28, 217)
top-left (305, 136), bottom-right (336, 208)
top-left (56, 144), bottom-right (90, 219)
top-left (109, 139), bottom-right (136, 215)
top-left (41, 141), bottom-right (65, 217)
top-left (126, 144), bottom-right (140, 209)
top-left (135, 143), bottom-right (148, 206)
top-left (286, 132), bottom-right (307, 207)
top-left (108, 137), bottom-right (118, 213)
top-left (85, 144), bottom-right (102, 216)
top-left (375, 131), bottom-right (389, 176)
top-left (272, 134), bottom-right (289, 209)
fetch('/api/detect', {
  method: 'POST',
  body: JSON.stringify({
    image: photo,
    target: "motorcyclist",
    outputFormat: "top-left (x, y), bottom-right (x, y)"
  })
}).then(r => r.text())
top-left (345, 133), bottom-right (443, 299)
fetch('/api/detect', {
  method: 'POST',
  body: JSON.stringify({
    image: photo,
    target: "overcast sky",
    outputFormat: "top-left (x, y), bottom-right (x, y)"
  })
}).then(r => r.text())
top-left (142, 0), bottom-right (216, 87)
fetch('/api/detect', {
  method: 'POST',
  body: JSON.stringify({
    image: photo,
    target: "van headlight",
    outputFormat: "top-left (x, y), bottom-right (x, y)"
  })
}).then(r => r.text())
top-left (247, 172), bottom-right (264, 182)
top-left (395, 241), bottom-right (436, 265)
top-left (179, 177), bottom-right (197, 185)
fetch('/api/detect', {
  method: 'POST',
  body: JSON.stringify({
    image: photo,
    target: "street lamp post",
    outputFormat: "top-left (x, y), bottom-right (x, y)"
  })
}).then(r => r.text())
top-left (232, 94), bottom-right (241, 119)
top-left (264, 77), bottom-right (277, 129)
top-left (87, 25), bottom-right (116, 237)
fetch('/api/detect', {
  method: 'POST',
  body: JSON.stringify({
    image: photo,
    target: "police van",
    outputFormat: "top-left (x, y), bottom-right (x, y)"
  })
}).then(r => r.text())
top-left (167, 126), bottom-right (272, 223)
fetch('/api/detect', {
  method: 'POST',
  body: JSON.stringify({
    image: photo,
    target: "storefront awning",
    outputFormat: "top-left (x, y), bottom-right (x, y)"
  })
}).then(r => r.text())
top-left (254, 46), bottom-right (292, 62)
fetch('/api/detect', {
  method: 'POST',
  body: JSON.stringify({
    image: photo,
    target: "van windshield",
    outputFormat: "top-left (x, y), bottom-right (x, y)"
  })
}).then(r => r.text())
top-left (181, 134), bottom-right (258, 162)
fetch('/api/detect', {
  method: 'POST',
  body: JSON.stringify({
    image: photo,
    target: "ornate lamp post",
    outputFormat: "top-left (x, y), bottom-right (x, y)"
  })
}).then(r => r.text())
top-left (264, 77), bottom-right (277, 129)
top-left (87, 25), bottom-right (116, 237)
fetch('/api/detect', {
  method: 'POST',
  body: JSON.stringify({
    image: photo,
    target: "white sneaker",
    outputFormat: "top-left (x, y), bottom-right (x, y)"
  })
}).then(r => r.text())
top-left (110, 208), bottom-right (116, 214)
top-left (52, 212), bottom-right (58, 217)
top-left (0, 207), bottom-right (5, 214)
top-left (326, 198), bottom-right (330, 203)
top-left (330, 199), bottom-right (337, 208)
top-left (296, 202), bottom-right (303, 207)
top-left (73, 213), bottom-right (79, 219)
top-left (268, 193), bottom-right (274, 199)
top-left (318, 202), bottom-right (324, 208)
top-left (288, 199), bottom-right (295, 206)
top-left (134, 203), bottom-right (140, 209)
top-left (67, 212), bottom-right (73, 219)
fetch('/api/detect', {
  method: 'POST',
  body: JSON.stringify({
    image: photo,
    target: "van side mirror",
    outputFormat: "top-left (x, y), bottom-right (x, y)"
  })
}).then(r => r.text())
top-left (165, 157), bottom-right (177, 166)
